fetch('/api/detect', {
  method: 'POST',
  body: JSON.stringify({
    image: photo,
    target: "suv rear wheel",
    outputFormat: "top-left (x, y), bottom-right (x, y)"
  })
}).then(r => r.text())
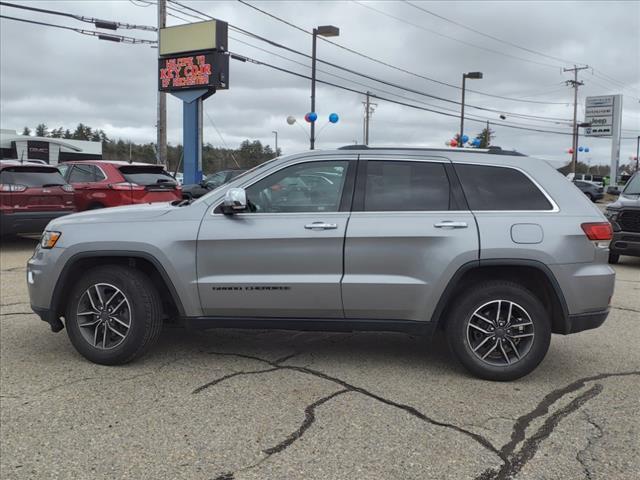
top-left (65, 265), bottom-right (163, 365)
top-left (446, 281), bottom-right (551, 381)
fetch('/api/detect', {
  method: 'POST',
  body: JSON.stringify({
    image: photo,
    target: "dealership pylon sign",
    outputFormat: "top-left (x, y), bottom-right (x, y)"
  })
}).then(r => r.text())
top-left (584, 94), bottom-right (623, 185)
top-left (158, 19), bottom-right (229, 184)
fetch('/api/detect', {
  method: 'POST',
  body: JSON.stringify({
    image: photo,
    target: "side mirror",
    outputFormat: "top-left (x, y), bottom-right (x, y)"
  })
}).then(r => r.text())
top-left (222, 187), bottom-right (248, 214)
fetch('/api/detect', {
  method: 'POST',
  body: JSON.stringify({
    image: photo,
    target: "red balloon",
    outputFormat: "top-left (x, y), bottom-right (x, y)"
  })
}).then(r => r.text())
top-left (568, 148), bottom-right (574, 154)
top-left (450, 139), bottom-right (458, 147)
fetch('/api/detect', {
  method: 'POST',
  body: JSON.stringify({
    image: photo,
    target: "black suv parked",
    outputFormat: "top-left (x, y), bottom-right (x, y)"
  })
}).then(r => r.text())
top-left (605, 172), bottom-right (640, 263)
top-left (573, 180), bottom-right (604, 202)
top-left (182, 169), bottom-right (246, 199)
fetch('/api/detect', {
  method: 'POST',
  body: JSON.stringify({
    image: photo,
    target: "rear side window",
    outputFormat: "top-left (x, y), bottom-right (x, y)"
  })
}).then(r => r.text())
top-left (69, 164), bottom-right (103, 183)
top-left (363, 161), bottom-right (450, 211)
top-left (0, 167), bottom-right (66, 187)
top-left (119, 166), bottom-right (176, 186)
top-left (455, 164), bottom-right (552, 211)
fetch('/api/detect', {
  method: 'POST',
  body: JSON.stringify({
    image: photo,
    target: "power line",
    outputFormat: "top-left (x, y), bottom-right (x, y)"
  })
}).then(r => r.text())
top-left (235, 0), bottom-right (570, 106)
top-left (233, 35), bottom-right (573, 127)
top-left (403, 0), bottom-right (583, 67)
top-left (352, 0), bottom-right (561, 70)
top-left (230, 50), bottom-right (583, 137)
top-left (0, 14), bottom-right (157, 44)
top-left (204, 111), bottom-right (241, 168)
top-left (0, 1), bottom-right (157, 31)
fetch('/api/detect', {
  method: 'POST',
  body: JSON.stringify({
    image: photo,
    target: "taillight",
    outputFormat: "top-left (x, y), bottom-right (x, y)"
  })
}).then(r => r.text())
top-left (0, 184), bottom-right (27, 192)
top-left (61, 184), bottom-right (74, 192)
top-left (109, 182), bottom-right (144, 191)
top-left (581, 222), bottom-right (613, 241)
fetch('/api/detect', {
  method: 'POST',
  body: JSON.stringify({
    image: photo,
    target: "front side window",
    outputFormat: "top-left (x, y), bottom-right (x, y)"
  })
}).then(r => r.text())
top-left (363, 161), bottom-right (451, 211)
top-left (245, 161), bottom-right (348, 213)
top-left (455, 164), bottom-right (553, 211)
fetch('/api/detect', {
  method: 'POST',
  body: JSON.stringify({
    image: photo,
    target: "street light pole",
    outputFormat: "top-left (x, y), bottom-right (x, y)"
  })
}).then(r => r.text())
top-left (460, 72), bottom-right (483, 147)
top-left (272, 130), bottom-right (278, 158)
top-left (310, 25), bottom-right (339, 151)
top-left (636, 136), bottom-right (639, 172)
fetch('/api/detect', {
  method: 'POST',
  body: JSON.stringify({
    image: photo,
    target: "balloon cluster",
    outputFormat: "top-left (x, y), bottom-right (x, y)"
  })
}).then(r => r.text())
top-left (287, 113), bottom-right (340, 125)
top-left (446, 134), bottom-right (482, 148)
top-left (567, 146), bottom-right (590, 154)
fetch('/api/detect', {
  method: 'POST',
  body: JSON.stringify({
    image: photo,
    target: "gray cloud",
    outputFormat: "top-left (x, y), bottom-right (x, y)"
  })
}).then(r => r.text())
top-left (1, 0), bottom-right (638, 167)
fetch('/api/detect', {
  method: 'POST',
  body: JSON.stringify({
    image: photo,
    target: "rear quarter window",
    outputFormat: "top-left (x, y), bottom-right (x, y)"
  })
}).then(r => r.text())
top-left (455, 164), bottom-right (553, 211)
top-left (118, 166), bottom-right (176, 186)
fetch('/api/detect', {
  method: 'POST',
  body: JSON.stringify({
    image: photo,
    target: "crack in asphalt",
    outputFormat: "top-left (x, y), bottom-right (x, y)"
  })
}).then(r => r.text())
top-left (194, 352), bottom-right (639, 479)
top-left (263, 388), bottom-right (349, 455)
top-left (475, 371), bottom-right (640, 480)
top-left (0, 312), bottom-right (33, 316)
top-left (0, 267), bottom-right (24, 273)
top-left (576, 410), bottom-right (604, 480)
top-left (193, 349), bottom-right (504, 478)
top-left (478, 385), bottom-right (603, 480)
top-left (612, 306), bottom-right (640, 314)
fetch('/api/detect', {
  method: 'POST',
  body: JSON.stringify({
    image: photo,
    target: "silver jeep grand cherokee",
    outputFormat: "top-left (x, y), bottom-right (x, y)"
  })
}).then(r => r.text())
top-left (28, 146), bottom-right (615, 380)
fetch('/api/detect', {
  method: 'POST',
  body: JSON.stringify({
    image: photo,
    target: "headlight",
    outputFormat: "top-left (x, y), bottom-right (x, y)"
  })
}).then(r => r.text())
top-left (604, 209), bottom-right (619, 221)
top-left (41, 231), bottom-right (61, 249)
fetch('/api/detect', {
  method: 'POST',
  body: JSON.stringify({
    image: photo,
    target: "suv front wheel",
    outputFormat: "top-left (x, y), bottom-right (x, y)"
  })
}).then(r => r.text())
top-left (446, 281), bottom-right (551, 381)
top-left (65, 265), bottom-right (163, 365)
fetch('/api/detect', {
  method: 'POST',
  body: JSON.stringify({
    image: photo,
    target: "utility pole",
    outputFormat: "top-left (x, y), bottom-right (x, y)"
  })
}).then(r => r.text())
top-left (362, 91), bottom-right (377, 145)
top-left (564, 65), bottom-right (589, 174)
top-left (157, 0), bottom-right (167, 165)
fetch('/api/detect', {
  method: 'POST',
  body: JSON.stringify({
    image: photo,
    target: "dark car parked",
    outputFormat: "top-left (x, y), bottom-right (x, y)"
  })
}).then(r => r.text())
top-left (181, 169), bottom-right (246, 199)
top-left (573, 180), bottom-right (603, 202)
top-left (0, 161), bottom-right (75, 236)
top-left (605, 172), bottom-right (640, 263)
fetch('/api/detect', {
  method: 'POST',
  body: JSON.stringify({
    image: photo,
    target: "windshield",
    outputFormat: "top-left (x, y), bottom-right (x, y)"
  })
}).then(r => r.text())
top-left (192, 158), bottom-right (281, 205)
top-left (0, 167), bottom-right (66, 187)
top-left (622, 173), bottom-right (640, 195)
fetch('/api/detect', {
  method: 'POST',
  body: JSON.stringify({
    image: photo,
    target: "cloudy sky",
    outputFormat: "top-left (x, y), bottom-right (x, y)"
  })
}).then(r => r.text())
top-left (1, 0), bottom-right (639, 167)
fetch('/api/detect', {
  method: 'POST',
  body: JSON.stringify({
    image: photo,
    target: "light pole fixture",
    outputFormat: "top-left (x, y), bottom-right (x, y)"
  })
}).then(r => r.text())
top-left (272, 130), bottom-right (278, 158)
top-left (310, 25), bottom-right (340, 150)
top-left (460, 71), bottom-right (483, 147)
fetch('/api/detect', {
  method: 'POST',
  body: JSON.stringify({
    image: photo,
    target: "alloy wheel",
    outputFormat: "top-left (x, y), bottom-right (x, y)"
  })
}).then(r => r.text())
top-left (466, 300), bottom-right (535, 367)
top-left (76, 283), bottom-right (132, 350)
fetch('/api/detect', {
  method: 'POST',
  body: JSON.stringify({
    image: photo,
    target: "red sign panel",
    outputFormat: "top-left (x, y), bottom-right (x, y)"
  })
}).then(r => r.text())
top-left (158, 52), bottom-right (228, 92)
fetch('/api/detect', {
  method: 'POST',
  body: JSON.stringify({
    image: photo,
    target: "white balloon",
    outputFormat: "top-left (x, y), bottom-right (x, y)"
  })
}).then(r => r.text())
top-left (286, 115), bottom-right (296, 125)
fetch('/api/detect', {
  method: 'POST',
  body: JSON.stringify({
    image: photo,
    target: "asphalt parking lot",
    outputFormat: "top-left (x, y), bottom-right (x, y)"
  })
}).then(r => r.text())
top-left (1, 237), bottom-right (639, 480)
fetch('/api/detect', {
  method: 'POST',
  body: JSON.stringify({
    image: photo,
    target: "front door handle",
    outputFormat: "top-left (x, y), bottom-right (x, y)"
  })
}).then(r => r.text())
top-left (434, 221), bottom-right (468, 229)
top-left (305, 222), bottom-right (338, 230)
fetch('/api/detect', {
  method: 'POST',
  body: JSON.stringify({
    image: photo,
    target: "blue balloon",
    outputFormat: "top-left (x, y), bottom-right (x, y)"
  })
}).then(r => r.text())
top-left (329, 113), bottom-right (339, 124)
top-left (578, 146), bottom-right (584, 152)
top-left (461, 134), bottom-right (469, 143)
top-left (473, 138), bottom-right (481, 146)
top-left (307, 112), bottom-right (317, 122)
top-left (584, 147), bottom-right (590, 153)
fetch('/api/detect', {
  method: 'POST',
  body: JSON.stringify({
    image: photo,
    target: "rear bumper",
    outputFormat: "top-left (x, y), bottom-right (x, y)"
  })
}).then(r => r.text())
top-left (0, 211), bottom-right (74, 235)
top-left (610, 230), bottom-right (640, 257)
top-left (567, 308), bottom-right (609, 334)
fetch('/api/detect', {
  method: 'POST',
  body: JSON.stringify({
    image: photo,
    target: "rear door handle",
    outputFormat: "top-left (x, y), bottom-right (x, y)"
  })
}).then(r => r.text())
top-left (434, 221), bottom-right (468, 229)
top-left (305, 222), bottom-right (338, 230)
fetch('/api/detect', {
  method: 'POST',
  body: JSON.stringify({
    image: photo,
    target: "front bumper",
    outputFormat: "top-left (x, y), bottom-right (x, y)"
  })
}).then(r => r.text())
top-left (31, 305), bottom-right (64, 332)
top-left (567, 308), bottom-right (609, 334)
top-left (610, 230), bottom-right (640, 257)
top-left (0, 211), bottom-right (73, 235)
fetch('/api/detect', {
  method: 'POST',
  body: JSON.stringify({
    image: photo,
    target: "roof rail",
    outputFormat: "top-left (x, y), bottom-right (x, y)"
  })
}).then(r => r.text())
top-left (337, 145), bottom-right (526, 156)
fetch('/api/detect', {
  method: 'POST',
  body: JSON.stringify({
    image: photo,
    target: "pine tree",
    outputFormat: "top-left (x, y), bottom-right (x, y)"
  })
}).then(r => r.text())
top-left (474, 126), bottom-right (494, 148)
top-left (21, 126), bottom-right (31, 136)
top-left (35, 123), bottom-right (48, 137)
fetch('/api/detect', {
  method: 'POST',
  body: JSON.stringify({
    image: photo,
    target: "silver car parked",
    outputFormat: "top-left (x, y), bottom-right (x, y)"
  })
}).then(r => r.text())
top-left (27, 146), bottom-right (615, 380)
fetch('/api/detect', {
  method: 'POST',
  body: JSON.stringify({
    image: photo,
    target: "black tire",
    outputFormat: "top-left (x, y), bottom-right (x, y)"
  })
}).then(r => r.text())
top-left (608, 252), bottom-right (620, 264)
top-left (65, 265), bottom-right (163, 365)
top-left (445, 281), bottom-right (551, 381)
top-left (89, 203), bottom-right (105, 210)
top-left (586, 193), bottom-right (594, 202)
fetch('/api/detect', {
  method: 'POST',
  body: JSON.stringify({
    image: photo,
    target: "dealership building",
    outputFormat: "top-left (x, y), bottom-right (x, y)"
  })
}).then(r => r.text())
top-left (0, 129), bottom-right (102, 164)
